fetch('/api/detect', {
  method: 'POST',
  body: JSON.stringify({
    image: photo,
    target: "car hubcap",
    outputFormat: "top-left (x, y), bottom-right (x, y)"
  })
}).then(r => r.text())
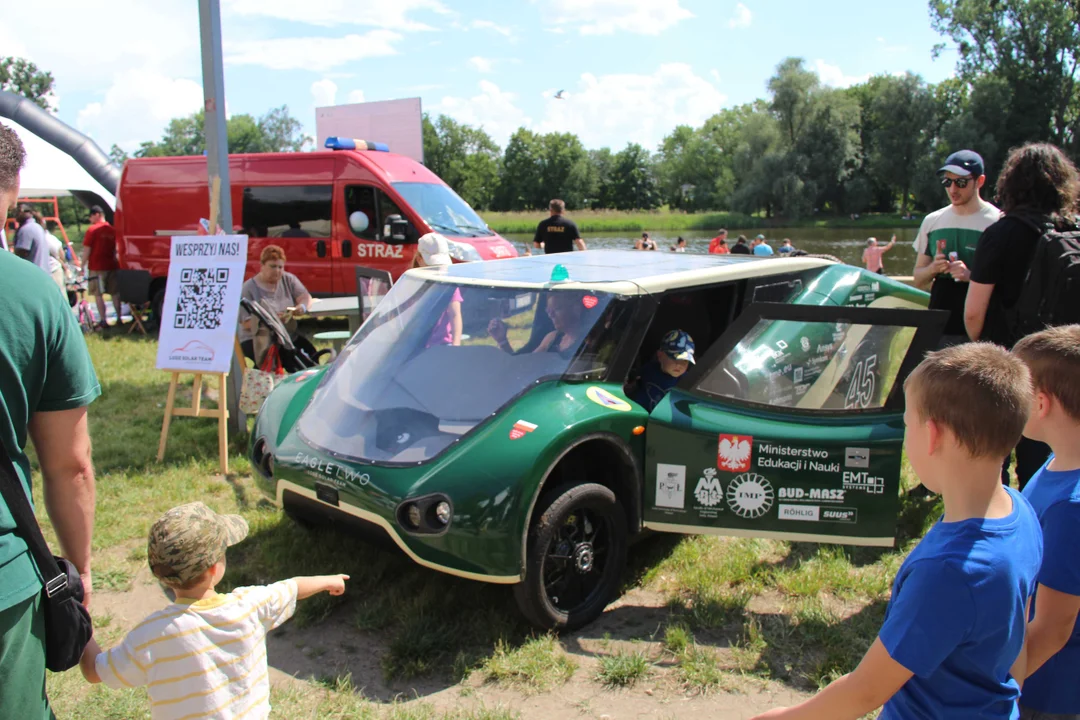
top-left (543, 509), bottom-right (609, 613)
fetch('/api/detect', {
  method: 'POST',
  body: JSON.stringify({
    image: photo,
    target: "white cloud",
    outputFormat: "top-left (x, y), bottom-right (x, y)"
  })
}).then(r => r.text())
top-left (468, 56), bottom-right (495, 73)
top-left (225, 30), bottom-right (402, 71)
top-left (76, 69), bottom-right (204, 152)
top-left (728, 3), bottom-right (752, 29)
top-left (538, 0), bottom-right (693, 35)
top-left (347, 90), bottom-right (367, 104)
top-left (223, 0), bottom-right (449, 31)
top-left (430, 81), bottom-right (531, 147)
top-left (538, 64), bottom-right (726, 149)
top-left (311, 79), bottom-right (338, 107)
top-left (814, 60), bottom-right (871, 89)
top-left (433, 64), bottom-right (726, 151)
top-left (471, 19), bottom-right (514, 38)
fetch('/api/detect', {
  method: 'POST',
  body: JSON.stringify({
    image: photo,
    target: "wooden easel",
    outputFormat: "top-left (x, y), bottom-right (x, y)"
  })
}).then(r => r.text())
top-left (156, 339), bottom-right (246, 474)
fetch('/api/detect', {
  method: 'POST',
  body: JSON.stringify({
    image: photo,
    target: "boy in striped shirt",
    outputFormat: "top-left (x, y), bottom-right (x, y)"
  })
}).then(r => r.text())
top-left (79, 502), bottom-right (348, 719)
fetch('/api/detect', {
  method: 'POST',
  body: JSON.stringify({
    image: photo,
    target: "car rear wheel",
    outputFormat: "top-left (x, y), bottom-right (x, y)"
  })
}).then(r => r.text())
top-left (514, 483), bottom-right (628, 631)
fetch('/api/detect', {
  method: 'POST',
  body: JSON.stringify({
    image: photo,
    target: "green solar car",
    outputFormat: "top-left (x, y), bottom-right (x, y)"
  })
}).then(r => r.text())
top-left (250, 251), bottom-right (946, 630)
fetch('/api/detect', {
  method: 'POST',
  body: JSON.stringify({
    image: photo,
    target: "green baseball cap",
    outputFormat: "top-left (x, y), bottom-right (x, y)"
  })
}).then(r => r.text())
top-left (148, 502), bottom-right (249, 586)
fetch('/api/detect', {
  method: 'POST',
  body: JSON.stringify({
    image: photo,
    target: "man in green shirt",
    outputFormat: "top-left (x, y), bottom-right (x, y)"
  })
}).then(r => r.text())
top-left (0, 123), bottom-right (101, 718)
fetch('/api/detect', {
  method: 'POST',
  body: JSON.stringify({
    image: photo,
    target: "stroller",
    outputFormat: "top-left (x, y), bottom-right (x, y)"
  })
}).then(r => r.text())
top-left (239, 297), bottom-right (331, 373)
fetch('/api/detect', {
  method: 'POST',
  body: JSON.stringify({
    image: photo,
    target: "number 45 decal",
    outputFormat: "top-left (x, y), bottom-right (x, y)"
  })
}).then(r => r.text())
top-left (845, 355), bottom-right (877, 409)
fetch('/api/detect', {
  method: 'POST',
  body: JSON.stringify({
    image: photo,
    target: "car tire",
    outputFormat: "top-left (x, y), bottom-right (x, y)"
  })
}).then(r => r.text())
top-left (513, 482), bottom-right (628, 631)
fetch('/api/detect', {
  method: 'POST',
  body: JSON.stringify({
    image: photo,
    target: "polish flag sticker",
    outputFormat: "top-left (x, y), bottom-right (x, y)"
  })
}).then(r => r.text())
top-left (582, 295), bottom-right (599, 309)
top-left (509, 420), bottom-right (538, 440)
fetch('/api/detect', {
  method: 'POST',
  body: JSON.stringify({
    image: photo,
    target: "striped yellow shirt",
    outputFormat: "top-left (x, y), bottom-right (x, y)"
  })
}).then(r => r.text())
top-left (95, 579), bottom-right (298, 720)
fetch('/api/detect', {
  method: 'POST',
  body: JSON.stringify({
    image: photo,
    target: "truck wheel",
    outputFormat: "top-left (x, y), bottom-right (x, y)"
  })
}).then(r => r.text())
top-left (514, 483), bottom-right (628, 631)
top-left (148, 287), bottom-right (166, 333)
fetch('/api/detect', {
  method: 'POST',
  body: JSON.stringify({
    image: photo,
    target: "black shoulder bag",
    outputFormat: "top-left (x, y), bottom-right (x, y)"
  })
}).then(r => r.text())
top-left (0, 440), bottom-right (93, 672)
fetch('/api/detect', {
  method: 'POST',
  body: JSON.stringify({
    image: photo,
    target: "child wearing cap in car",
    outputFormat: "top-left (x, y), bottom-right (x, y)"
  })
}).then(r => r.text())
top-left (79, 502), bottom-right (349, 719)
top-left (630, 329), bottom-right (695, 412)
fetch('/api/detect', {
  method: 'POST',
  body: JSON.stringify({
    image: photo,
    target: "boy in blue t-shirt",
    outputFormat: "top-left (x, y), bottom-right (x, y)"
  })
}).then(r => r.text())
top-left (1012, 325), bottom-right (1080, 719)
top-left (629, 329), bottom-right (694, 412)
top-left (754, 342), bottom-right (1043, 720)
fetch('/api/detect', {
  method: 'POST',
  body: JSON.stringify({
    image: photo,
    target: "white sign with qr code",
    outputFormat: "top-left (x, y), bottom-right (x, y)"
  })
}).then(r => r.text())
top-left (156, 236), bottom-right (249, 373)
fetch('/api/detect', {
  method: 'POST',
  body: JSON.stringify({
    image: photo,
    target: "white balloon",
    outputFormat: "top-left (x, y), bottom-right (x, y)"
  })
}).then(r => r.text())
top-left (349, 211), bottom-right (370, 234)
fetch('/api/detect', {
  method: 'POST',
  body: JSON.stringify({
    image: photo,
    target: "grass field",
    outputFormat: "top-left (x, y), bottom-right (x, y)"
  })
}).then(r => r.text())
top-left (481, 210), bottom-right (923, 235)
top-left (31, 322), bottom-right (944, 718)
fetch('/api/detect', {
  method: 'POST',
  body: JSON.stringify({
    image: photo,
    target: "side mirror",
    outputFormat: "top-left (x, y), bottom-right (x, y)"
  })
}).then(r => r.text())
top-left (383, 214), bottom-right (411, 243)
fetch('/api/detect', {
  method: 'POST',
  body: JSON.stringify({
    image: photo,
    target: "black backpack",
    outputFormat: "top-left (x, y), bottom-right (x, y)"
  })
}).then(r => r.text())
top-left (1008, 213), bottom-right (1080, 340)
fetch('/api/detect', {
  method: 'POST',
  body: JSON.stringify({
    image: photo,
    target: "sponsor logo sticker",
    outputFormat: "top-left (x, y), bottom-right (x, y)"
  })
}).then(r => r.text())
top-left (726, 473), bottom-right (774, 519)
top-left (800, 337), bottom-right (810, 352)
top-left (821, 507), bottom-right (858, 523)
top-left (779, 504), bottom-right (820, 522)
top-left (718, 434), bottom-right (753, 472)
top-left (793, 367), bottom-right (804, 383)
top-left (509, 419), bottom-right (538, 440)
top-left (655, 464), bottom-right (686, 509)
top-left (843, 471), bottom-right (885, 494)
top-left (582, 295), bottom-right (599, 309)
top-left (586, 386), bottom-right (632, 412)
top-left (693, 468), bottom-right (723, 507)
top-left (844, 447), bottom-right (870, 469)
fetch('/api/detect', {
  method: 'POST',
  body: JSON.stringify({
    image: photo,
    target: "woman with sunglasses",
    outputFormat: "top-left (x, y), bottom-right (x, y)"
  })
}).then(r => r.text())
top-left (910, 149), bottom-right (1002, 348)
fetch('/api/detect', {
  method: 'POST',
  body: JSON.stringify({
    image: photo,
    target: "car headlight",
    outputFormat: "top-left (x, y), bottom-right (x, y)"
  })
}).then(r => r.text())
top-left (435, 501), bottom-right (451, 525)
top-left (446, 239), bottom-right (482, 262)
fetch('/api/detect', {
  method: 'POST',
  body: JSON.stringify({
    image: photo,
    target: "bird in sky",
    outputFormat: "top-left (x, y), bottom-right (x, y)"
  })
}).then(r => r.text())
top-left (554, 90), bottom-right (566, 100)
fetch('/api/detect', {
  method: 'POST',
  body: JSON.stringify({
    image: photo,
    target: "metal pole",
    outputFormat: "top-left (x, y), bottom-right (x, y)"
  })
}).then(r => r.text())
top-left (199, 0), bottom-right (245, 438)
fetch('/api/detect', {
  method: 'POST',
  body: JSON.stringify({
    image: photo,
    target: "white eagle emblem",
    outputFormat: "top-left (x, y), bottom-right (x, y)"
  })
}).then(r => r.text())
top-left (718, 435), bottom-right (752, 471)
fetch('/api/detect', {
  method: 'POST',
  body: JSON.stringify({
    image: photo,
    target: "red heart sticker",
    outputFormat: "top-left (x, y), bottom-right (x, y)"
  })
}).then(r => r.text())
top-left (582, 295), bottom-right (598, 309)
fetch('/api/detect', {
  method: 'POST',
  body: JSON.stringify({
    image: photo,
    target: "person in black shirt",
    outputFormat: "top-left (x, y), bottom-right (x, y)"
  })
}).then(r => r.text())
top-left (729, 235), bottom-right (751, 254)
top-left (533, 199), bottom-right (585, 254)
top-left (967, 142), bottom-right (1080, 489)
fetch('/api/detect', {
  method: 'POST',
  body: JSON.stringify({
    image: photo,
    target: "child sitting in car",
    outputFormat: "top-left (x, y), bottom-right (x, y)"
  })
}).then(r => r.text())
top-left (629, 329), bottom-right (695, 412)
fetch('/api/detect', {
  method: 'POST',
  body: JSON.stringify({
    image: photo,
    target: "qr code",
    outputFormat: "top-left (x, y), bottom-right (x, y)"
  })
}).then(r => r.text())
top-left (173, 268), bottom-right (230, 330)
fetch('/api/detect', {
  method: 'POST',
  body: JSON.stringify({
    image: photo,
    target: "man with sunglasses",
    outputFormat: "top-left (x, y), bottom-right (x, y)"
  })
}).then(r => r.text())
top-left (912, 150), bottom-right (1001, 347)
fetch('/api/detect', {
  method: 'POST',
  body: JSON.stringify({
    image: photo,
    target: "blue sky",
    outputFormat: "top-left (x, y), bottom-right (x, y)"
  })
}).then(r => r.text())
top-left (4, 0), bottom-right (958, 155)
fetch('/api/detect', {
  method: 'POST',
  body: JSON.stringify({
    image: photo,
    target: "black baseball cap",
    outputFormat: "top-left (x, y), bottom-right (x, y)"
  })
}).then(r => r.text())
top-left (938, 150), bottom-right (984, 178)
top-left (90, 204), bottom-right (104, 214)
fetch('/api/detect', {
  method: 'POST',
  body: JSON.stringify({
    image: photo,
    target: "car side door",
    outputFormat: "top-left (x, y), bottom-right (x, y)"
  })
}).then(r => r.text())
top-left (643, 303), bottom-right (946, 547)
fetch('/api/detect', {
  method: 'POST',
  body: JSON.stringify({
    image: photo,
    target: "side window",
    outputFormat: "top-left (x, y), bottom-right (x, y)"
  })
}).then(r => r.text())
top-left (749, 276), bottom-right (803, 304)
top-left (696, 318), bottom-right (918, 411)
top-left (242, 186), bottom-right (331, 238)
top-left (378, 191), bottom-right (417, 244)
top-left (344, 185), bottom-right (378, 240)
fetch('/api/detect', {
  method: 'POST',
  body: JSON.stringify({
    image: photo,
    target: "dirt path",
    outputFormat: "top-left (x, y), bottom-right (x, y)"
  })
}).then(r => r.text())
top-left (94, 572), bottom-right (812, 719)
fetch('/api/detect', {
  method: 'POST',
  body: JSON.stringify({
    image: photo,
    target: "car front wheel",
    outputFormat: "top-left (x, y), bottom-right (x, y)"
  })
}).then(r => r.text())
top-left (513, 482), bottom-right (628, 631)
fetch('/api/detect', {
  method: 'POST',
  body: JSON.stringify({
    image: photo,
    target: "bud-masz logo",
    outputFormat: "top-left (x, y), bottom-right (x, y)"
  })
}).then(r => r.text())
top-left (169, 340), bottom-right (215, 363)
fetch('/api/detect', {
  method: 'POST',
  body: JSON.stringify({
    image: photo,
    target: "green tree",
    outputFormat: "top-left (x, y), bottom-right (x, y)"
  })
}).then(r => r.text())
top-left (608, 143), bottom-right (660, 210)
top-left (768, 57), bottom-right (821, 146)
top-left (422, 114), bottom-right (501, 210)
top-left (795, 87), bottom-right (862, 212)
top-left (863, 73), bottom-right (937, 212)
top-left (135, 106), bottom-right (310, 158)
top-left (539, 132), bottom-right (591, 210)
top-left (495, 128), bottom-right (544, 210)
top-left (585, 147), bottom-right (615, 209)
top-left (0, 57), bottom-right (55, 111)
top-left (930, 0), bottom-right (1080, 153)
top-left (108, 144), bottom-right (130, 166)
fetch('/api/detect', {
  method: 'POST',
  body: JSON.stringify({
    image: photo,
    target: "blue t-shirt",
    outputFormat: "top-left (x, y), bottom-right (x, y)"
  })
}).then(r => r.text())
top-left (629, 360), bottom-right (678, 412)
top-left (1020, 458), bottom-right (1080, 714)
top-left (879, 486), bottom-right (1042, 720)
top-left (753, 243), bottom-right (774, 256)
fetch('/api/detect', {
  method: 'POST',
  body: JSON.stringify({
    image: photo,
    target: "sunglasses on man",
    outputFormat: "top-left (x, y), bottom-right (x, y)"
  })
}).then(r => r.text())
top-left (940, 177), bottom-right (972, 189)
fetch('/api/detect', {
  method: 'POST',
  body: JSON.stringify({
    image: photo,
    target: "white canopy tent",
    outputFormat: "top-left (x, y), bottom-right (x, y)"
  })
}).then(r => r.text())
top-left (6, 119), bottom-right (116, 209)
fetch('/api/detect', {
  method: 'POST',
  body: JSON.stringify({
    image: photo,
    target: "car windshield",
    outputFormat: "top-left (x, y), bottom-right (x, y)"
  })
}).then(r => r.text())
top-left (392, 182), bottom-right (491, 237)
top-left (297, 275), bottom-right (634, 464)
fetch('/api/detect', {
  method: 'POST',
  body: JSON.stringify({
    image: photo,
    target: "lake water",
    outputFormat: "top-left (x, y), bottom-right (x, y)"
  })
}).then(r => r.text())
top-left (504, 227), bottom-right (920, 276)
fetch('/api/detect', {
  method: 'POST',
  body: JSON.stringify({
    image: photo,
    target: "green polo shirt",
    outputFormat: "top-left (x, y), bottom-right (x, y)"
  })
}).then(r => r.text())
top-left (0, 251), bottom-right (100, 612)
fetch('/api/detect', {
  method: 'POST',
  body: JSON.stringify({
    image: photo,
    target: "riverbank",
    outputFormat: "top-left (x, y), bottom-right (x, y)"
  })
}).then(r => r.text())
top-left (484, 210), bottom-right (922, 234)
